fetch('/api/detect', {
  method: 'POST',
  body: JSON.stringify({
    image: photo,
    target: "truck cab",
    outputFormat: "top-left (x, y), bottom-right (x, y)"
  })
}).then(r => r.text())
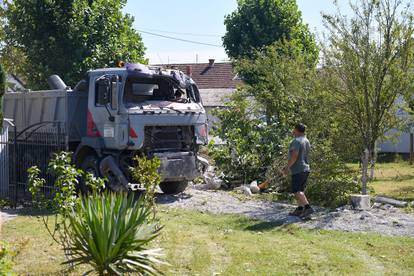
top-left (77, 63), bottom-right (208, 194)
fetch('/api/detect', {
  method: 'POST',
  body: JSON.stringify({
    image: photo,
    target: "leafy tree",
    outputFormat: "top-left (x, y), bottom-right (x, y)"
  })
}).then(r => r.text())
top-left (209, 40), bottom-right (361, 207)
top-left (322, 0), bottom-right (414, 193)
top-left (5, 0), bottom-right (146, 89)
top-left (223, 0), bottom-right (318, 64)
top-left (0, 3), bottom-right (28, 80)
top-left (209, 40), bottom-right (314, 183)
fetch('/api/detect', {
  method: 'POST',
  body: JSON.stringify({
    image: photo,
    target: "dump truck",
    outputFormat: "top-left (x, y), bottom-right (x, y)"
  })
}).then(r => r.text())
top-left (2, 63), bottom-right (209, 194)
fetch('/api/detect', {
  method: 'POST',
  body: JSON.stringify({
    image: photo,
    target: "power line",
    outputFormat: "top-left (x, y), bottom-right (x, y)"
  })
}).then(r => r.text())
top-left (137, 27), bottom-right (222, 37)
top-left (137, 29), bottom-right (223, 48)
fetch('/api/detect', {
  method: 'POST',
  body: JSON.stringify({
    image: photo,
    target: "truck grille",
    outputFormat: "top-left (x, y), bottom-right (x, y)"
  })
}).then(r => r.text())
top-left (144, 126), bottom-right (194, 153)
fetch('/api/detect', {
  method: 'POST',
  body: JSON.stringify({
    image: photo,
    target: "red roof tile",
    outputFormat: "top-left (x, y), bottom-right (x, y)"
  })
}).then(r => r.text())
top-left (153, 62), bottom-right (243, 89)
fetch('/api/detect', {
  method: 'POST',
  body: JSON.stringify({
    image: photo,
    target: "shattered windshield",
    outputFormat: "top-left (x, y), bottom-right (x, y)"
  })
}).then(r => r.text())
top-left (123, 76), bottom-right (200, 106)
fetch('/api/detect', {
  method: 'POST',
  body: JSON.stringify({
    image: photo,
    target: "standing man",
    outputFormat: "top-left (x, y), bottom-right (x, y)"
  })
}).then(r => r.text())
top-left (283, 123), bottom-right (313, 217)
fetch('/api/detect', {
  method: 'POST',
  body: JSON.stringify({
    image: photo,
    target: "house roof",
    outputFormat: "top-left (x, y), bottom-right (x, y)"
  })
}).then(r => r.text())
top-left (153, 61), bottom-right (243, 89)
top-left (199, 88), bottom-right (234, 107)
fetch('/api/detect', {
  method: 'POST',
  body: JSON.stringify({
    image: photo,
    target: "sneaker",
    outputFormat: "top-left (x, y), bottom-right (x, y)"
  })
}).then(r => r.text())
top-left (289, 207), bottom-right (304, 217)
top-left (300, 206), bottom-right (314, 218)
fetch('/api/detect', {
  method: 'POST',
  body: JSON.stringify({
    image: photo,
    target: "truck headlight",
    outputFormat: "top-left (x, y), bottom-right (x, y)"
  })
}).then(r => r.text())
top-left (195, 124), bottom-right (208, 145)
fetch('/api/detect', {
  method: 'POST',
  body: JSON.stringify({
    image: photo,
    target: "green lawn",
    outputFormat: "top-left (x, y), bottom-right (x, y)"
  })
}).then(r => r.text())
top-left (349, 162), bottom-right (414, 201)
top-left (2, 208), bottom-right (414, 275)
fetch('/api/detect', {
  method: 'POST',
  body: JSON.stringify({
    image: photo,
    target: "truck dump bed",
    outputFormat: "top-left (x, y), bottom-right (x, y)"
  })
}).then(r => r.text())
top-left (3, 89), bottom-right (88, 142)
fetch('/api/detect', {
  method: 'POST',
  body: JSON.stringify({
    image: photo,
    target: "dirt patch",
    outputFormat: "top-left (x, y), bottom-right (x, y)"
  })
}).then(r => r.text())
top-left (156, 186), bottom-right (414, 237)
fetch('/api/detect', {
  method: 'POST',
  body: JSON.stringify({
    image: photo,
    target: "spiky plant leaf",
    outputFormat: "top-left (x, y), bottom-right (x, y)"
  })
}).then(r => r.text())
top-left (64, 192), bottom-right (165, 275)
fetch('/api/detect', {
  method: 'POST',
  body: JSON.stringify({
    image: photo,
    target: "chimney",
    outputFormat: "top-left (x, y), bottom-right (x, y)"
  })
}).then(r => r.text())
top-left (186, 65), bottom-right (193, 77)
top-left (208, 59), bottom-right (215, 67)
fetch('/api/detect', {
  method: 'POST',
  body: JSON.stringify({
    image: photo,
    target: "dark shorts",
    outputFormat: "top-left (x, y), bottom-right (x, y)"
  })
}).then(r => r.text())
top-left (291, 172), bottom-right (310, 193)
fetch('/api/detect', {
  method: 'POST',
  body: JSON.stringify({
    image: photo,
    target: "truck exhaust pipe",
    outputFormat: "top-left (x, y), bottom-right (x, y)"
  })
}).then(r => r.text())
top-left (47, 75), bottom-right (68, 90)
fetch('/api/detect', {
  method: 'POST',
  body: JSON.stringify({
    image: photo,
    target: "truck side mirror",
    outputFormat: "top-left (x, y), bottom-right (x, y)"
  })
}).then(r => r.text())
top-left (96, 78), bottom-right (111, 106)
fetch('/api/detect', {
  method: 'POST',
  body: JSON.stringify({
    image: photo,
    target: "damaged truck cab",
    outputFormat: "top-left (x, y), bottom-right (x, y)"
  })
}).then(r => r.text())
top-left (78, 63), bottom-right (209, 194)
top-left (3, 63), bottom-right (208, 194)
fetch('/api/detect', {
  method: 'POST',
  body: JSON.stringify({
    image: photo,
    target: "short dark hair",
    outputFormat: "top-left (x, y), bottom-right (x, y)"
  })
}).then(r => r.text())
top-left (294, 123), bottom-right (306, 133)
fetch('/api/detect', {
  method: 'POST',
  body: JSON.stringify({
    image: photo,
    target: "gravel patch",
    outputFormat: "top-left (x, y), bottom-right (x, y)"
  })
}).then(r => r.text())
top-left (0, 209), bottom-right (18, 223)
top-left (156, 186), bottom-right (414, 237)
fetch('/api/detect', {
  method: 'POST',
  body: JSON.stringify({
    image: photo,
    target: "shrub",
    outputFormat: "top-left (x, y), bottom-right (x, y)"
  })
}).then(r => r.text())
top-left (65, 191), bottom-right (164, 276)
top-left (208, 93), bottom-right (286, 184)
top-left (130, 155), bottom-right (161, 204)
top-left (28, 152), bottom-right (165, 274)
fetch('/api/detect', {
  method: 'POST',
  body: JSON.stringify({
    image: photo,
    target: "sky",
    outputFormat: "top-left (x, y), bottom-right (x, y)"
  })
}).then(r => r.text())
top-left (124, 0), bottom-right (352, 64)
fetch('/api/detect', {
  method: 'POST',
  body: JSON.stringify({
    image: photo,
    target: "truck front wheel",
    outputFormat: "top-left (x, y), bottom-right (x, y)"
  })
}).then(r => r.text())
top-left (81, 155), bottom-right (100, 176)
top-left (79, 155), bottom-right (100, 193)
top-left (159, 181), bottom-right (188, 195)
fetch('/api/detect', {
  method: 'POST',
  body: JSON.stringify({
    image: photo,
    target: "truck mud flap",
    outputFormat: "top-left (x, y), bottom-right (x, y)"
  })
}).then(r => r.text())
top-left (99, 155), bottom-right (130, 192)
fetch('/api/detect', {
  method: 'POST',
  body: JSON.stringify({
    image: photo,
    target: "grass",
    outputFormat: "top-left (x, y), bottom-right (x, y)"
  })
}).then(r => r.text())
top-left (348, 161), bottom-right (414, 202)
top-left (2, 208), bottom-right (414, 275)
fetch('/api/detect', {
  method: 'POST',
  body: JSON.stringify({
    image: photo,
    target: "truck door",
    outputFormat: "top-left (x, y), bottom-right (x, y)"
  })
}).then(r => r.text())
top-left (91, 74), bottom-right (128, 149)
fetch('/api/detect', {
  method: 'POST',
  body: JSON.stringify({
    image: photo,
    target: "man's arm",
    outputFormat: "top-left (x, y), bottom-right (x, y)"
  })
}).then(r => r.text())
top-left (283, 150), bottom-right (298, 176)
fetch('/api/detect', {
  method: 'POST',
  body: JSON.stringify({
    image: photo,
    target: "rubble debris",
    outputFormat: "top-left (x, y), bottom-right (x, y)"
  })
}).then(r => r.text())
top-left (250, 181), bottom-right (260, 194)
top-left (201, 166), bottom-right (223, 190)
top-left (235, 185), bottom-right (253, 196)
top-left (374, 196), bottom-right (407, 208)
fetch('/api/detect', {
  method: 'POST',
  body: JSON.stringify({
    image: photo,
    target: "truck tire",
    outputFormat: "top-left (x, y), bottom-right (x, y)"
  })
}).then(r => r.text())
top-left (79, 155), bottom-right (100, 193)
top-left (159, 181), bottom-right (188, 195)
top-left (81, 155), bottom-right (100, 176)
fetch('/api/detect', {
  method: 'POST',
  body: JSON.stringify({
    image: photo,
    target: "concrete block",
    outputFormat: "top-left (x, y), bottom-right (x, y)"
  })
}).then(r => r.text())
top-left (350, 194), bottom-right (371, 210)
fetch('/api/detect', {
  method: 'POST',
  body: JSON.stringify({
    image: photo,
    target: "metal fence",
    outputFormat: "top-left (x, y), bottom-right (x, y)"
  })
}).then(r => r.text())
top-left (0, 120), bottom-right (66, 204)
top-left (0, 120), bottom-right (11, 199)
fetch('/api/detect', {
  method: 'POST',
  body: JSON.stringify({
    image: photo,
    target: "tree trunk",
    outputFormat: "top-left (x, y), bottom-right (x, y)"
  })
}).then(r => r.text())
top-left (369, 143), bottom-right (377, 180)
top-left (361, 149), bottom-right (369, 195)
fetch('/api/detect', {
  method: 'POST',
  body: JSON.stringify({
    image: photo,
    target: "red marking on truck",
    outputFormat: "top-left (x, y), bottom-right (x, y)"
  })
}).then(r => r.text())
top-left (87, 110), bottom-right (101, 137)
top-left (198, 124), bottom-right (207, 137)
top-left (129, 127), bottom-right (138, 138)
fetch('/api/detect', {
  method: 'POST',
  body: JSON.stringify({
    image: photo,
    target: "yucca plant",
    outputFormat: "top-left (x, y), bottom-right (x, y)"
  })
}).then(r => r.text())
top-left (65, 191), bottom-right (164, 275)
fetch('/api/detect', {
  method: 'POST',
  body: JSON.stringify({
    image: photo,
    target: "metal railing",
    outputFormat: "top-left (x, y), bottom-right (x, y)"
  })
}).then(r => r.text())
top-left (0, 119), bottom-right (66, 204)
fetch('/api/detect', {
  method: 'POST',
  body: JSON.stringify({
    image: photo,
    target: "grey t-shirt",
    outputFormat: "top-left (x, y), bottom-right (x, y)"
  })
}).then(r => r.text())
top-left (288, 136), bottom-right (310, 175)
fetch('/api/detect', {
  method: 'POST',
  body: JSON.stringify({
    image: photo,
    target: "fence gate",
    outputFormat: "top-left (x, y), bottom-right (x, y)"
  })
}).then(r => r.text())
top-left (0, 120), bottom-right (11, 199)
top-left (0, 120), bottom-right (66, 204)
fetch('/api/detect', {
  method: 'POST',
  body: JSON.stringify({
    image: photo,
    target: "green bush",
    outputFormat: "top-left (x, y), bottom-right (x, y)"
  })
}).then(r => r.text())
top-left (65, 191), bottom-right (164, 276)
top-left (28, 152), bottom-right (165, 274)
top-left (130, 155), bottom-right (161, 204)
top-left (208, 93), bottom-right (286, 184)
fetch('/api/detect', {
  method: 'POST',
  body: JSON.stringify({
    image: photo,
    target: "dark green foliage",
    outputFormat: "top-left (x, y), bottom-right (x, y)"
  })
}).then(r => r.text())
top-left (5, 0), bottom-right (146, 89)
top-left (223, 0), bottom-right (318, 64)
top-left (65, 191), bottom-right (164, 275)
